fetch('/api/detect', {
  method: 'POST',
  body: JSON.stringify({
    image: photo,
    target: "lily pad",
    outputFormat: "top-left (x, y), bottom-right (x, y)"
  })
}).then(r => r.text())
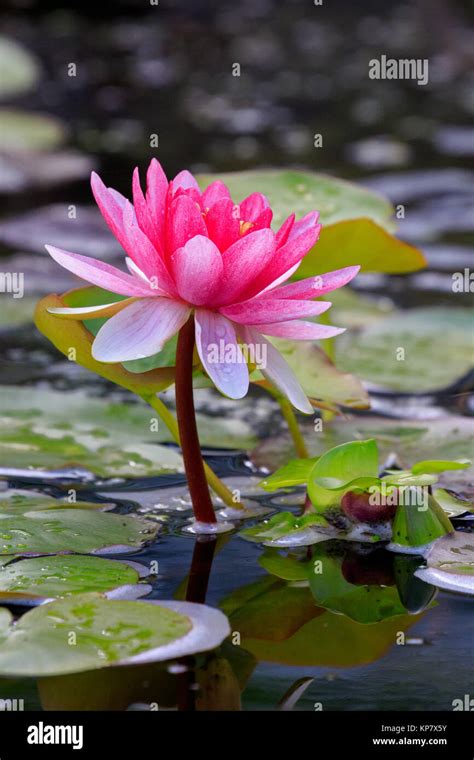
top-left (0, 490), bottom-right (114, 514)
top-left (0, 109), bottom-right (66, 152)
top-left (240, 511), bottom-right (330, 546)
top-left (0, 509), bottom-right (159, 556)
top-left (0, 593), bottom-right (230, 676)
top-left (432, 488), bottom-right (473, 517)
top-left (0, 386), bottom-right (183, 478)
top-left (0, 36), bottom-right (40, 98)
top-left (415, 533), bottom-right (474, 595)
top-left (0, 556), bottom-right (151, 603)
top-left (336, 307), bottom-right (474, 392)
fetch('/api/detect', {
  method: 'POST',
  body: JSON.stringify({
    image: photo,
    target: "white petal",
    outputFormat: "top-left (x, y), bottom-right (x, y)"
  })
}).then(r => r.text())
top-left (195, 310), bottom-right (249, 399)
top-left (92, 298), bottom-right (190, 363)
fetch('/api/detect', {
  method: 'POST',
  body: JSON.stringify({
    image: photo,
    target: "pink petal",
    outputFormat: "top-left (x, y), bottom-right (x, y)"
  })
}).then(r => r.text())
top-left (195, 310), bottom-right (249, 399)
top-left (249, 223), bottom-right (321, 296)
top-left (275, 214), bottom-right (295, 248)
top-left (92, 298), bottom-right (190, 362)
top-left (216, 228), bottom-right (276, 306)
top-left (125, 257), bottom-right (151, 283)
top-left (255, 262), bottom-right (300, 296)
top-left (220, 299), bottom-right (331, 325)
top-left (205, 198), bottom-right (240, 251)
top-left (132, 167), bottom-right (162, 252)
top-left (202, 180), bottom-right (231, 209)
top-left (253, 320), bottom-right (345, 340)
top-left (240, 192), bottom-right (270, 221)
top-left (250, 208), bottom-right (273, 231)
top-left (123, 201), bottom-right (175, 294)
top-left (166, 194), bottom-right (208, 255)
top-left (91, 172), bottom-right (131, 254)
top-left (260, 266), bottom-right (361, 300)
top-left (288, 211), bottom-right (320, 241)
top-left (145, 159), bottom-right (168, 243)
top-left (238, 326), bottom-right (313, 414)
top-left (45, 245), bottom-right (155, 297)
top-left (172, 170), bottom-right (200, 193)
top-left (171, 236), bottom-right (223, 305)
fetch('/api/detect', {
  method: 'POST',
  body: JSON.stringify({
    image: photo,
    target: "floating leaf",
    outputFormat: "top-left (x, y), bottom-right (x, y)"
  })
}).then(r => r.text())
top-left (0, 490), bottom-right (114, 514)
top-left (0, 109), bottom-right (66, 152)
top-left (411, 459), bottom-right (471, 475)
top-left (0, 37), bottom-right (41, 98)
top-left (307, 440), bottom-right (379, 510)
top-left (240, 511), bottom-right (329, 545)
top-left (295, 218), bottom-right (425, 278)
top-left (34, 293), bottom-right (176, 400)
top-left (415, 533), bottom-right (474, 595)
top-left (336, 307), bottom-right (473, 392)
top-left (0, 593), bottom-right (230, 676)
top-left (258, 551), bottom-right (309, 582)
top-left (391, 494), bottom-right (453, 549)
top-left (259, 459), bottom-right (315, 491)
top-left (432, 488), bottom-right (473, 517)
top-left (0, 556), bottom-right (150, 603)
top-left (0, 509), bottom-right (159, 556)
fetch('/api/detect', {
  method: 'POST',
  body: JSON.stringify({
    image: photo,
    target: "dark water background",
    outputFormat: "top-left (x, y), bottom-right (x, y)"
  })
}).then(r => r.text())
top-left (0, 0), bottom-right (473, 710)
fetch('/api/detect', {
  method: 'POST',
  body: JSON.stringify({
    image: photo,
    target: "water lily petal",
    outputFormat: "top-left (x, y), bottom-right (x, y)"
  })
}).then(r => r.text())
top-left (48, 299), bottom-right (135, 320)
top-left (45, 245), bottom-right (155, 297)
top-left (275, 214), bottom-right (295, 248)
top-left (132, 167), bottom-right (163, 252)
top-left (240, 192), bottom-right (270, 221)
top-left (123, 201), bottom-right (176, 294)
top-left (195, 310), bottom-right (249, 399)
top-left (221, 299), bottom-right (331, 325)
top-left (254, 320), bottom-right (345, 340)
top-left (217, 228), bottom-right (276, 305)
top-left (90, 172), bottom-right (130, 253)
top-left (204, 198), bottom-right (240, 251)
top-left (202, 180), bottom-right (231, 208)
top-left (166, 194), bottom-right (208, 255)
top-left (171, 236), bottom-right (223, 305)
top-left (260, 266), bottom-right (360, 300)
top-left (145, 158), bottom-right (168, 243)
top-left (125, 257), bottom-right (151, 283)
top-left (92, 298), bottom-right (190, 362)
top-left (249, 222), bottom-right (321, 295)
top-left (173, 169), bottom-right (200, 193)
top-left (288, 211), bottom-right (320, 240)
top-left (239, 326), bottom-right (313, 413)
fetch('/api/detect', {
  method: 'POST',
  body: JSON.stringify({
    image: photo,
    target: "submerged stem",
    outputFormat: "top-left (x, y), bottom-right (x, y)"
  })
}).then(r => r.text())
top-left (175, 315), bottom-right (216, 524)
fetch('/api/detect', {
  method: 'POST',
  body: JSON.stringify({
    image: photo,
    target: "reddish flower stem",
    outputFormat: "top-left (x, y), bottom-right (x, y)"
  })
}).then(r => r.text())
top-left (175, 315), bottom-right (216, 524)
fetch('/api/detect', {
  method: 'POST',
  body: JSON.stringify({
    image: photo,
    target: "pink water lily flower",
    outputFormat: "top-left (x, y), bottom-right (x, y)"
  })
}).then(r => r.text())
top-left (46, 160), bottom-right (359, 414)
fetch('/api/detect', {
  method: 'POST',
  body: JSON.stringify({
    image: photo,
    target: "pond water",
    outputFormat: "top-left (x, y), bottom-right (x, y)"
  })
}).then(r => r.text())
top-left (0, 0), bottom-right (473, 711)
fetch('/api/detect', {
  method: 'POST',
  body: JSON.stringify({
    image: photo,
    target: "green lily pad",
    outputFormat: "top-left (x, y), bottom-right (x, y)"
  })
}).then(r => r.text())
top-left (0, 37), bottom-right (41, 98)
top-left (0, 556), bottom-right (150, 603)
top-left (0, 109), bottom-right (66, 152)
top-left (296, 218), bottom-right (426, 278)
top-left (432, 488), bottom-right (473, 517)
top-left (415, 533), bottom-right (474, 595)
top-left (0, 490), bottom-right (114, 514)
top-left (336, 307), bottom-right (474, 392)
top-left (0, 508), bottom-right (159, 556)
top-left (0, 593), bottom-right (230, 676)
top-left (0, 386), bottom-right (183, 478)
top-left (411, 459), bottom-right (471, 475)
